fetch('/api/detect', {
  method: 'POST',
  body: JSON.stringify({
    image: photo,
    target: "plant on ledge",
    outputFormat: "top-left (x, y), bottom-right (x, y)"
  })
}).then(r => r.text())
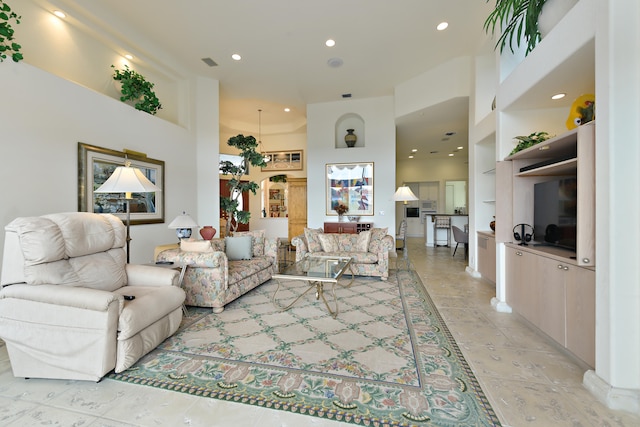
top-left (483, 0), bottom-right (548, 56)
top-left (509, 131), bottom-right (552, 155)
top-left (111, 65), bottom-right (162, 115)
top-left (0, 1), bottom-right (23, 62)
top-left (220, 134), bottom-right (267, 236)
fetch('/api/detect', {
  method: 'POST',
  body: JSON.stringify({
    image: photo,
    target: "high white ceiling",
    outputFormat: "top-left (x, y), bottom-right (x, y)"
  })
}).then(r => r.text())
top-left (51, 0), bottom-right (496, 160)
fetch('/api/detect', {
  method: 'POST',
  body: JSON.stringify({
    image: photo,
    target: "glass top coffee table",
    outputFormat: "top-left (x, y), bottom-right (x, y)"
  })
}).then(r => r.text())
top-left (271, 255), bottom-right (354, 318)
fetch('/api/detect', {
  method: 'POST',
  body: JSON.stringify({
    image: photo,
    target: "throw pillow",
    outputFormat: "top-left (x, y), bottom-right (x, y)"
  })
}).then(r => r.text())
top-left (356, 230), bottom-right (371, 252)
top-left (318, 233), bottom-right (338, 253)
top-left (180, 239), bottom-right (213, 253)
top-left (304, 227), bottom-right (324, 253)
top-left (225, 236), bottom-right (253, 260)
top-left (233, 230), bottom-right (266, 256)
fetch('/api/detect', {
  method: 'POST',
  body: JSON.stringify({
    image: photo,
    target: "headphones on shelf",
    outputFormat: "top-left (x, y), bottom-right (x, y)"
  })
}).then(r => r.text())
top-left (513, 224), bottom-right (534, 245)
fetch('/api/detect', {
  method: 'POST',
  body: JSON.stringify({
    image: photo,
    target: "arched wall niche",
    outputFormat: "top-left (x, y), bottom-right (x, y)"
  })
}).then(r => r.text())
top-left (335, 113), bottom-right (365, 148)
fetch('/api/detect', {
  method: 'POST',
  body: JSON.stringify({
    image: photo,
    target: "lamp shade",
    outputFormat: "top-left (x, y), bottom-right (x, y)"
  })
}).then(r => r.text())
top-left (94, 164), bottom-right (161, 194)
top-left (168, 212), bottom-right (199, 229)
top-left (393, 186), bottom-right (418, 202)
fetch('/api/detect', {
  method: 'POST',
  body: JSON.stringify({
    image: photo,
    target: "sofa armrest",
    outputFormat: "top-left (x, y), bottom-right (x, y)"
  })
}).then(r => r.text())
top-left (0, 283), bottom-right (121, 312)
top-left (291, 234), bottom-right (308, 261)
top-left (126, 264), bottom-right (179, 287)
top-left (157, 248), bottom-right (227, 269)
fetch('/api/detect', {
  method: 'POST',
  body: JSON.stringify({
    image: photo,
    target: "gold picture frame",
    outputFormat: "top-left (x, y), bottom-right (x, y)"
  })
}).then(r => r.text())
top-left (78, 142), bottom-right (165, 225)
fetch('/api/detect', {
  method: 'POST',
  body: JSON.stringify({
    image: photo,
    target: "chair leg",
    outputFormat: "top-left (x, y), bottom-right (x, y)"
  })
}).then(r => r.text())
top-left (453, 242), bottom-right (459, 256)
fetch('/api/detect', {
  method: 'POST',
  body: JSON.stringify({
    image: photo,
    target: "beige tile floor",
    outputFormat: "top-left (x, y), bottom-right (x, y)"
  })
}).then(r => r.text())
top-left (1, 237), bottom-right (639, 426)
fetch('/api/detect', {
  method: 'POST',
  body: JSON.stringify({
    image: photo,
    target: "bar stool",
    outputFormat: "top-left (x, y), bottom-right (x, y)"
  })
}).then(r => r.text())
top-left (434, 216), bottom-right (451, 247)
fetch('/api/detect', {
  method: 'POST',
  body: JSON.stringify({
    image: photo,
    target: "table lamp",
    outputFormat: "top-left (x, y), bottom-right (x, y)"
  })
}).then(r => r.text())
top-left (168, 211), bottom-right (199, 240)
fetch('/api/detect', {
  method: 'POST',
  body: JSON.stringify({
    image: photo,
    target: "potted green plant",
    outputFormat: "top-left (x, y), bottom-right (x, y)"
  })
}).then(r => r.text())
top-left (219, 134), bottom-right (267, 236)
top-left (509, 131), bottom-right (552, 155)
top-left (483, 0), bottom-right (548, 55)
top-left (111, 64), bottom-right (162, 115)
top-left (0, 1), bottom-right (23, 62)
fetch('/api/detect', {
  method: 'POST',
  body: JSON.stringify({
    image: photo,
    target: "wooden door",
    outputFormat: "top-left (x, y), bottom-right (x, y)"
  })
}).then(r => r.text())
top-left (219, 179), bottom-right (249, 233)
top-left (287, 178), bottom-right (307, 242)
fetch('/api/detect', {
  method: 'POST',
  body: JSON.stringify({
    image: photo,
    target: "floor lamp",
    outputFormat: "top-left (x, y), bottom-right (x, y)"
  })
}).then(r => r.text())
top-left (393, 185), bottom-right (418, 268)
top-left (94, 161), bottom-right (161, 263)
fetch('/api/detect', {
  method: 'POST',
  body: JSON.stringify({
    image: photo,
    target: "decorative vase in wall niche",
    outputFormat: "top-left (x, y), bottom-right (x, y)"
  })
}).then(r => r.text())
top-left (344, 129), bottom-right (357, 147)
top-left (200, 226), bottom-right (217, 240)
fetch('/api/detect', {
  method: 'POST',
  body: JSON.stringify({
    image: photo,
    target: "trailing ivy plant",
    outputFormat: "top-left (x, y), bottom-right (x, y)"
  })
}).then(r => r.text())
top-left (111, 64), bottom-right (162, 115)
top-left (483, 0), bottom-right (548, 56)
top-left (0, 0), bottom-right (23, 62)
top-left (219, 134), bottom-right (267, 236)
top-left (509, 131), bottom-right (552, 155)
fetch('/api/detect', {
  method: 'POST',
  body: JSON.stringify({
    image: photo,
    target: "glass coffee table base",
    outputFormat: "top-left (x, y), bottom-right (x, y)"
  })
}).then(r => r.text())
top-left (272, 280), bottom-right (340, 318)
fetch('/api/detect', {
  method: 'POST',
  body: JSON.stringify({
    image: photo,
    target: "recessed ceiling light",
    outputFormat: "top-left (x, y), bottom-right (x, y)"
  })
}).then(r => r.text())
top-left (408, 155), bottom-right (414, 159)
top-left (551, 93), bottom-right (566, 100)
top-left (284, 108), bottom-right (290, 112)
top-left (53, 10), bottom-right (66, 18)
top-left (457, 146), bottom-right (463, 150)
top-left (231, 53), bottom-right (242, 61)
top-left (436, 22), bottom-right (448, 31)
top-left (448, 153), bottom-right (454, 157)
top-left (325, 39), bottom-right (336, 47)
top-left (124, 54), bottom-right (133, 60)
top-left (411, 149), bottom-right (418, 152)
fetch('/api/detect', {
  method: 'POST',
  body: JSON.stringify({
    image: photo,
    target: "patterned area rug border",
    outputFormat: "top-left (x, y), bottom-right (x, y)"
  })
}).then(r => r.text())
top-left (108, 269), bottom-right (501, 427)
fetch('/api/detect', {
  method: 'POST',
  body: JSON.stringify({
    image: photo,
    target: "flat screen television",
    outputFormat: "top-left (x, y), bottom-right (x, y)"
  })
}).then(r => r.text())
top-left (533, 177), bottom-right (578, 251)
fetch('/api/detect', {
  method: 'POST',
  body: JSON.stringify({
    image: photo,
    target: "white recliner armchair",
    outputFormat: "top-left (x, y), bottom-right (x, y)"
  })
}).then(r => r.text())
top-left (0, 212), bottom-right (186, 381)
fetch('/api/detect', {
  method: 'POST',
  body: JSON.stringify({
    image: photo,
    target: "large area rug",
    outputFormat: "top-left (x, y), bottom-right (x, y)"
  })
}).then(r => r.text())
top-left (108, 269), bottom-right (500, 426)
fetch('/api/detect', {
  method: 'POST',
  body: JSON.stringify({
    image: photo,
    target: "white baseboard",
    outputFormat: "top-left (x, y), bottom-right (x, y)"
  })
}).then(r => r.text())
top-left (490, 297), bottom-right (512, 313)
top-left (583, 370), bottom-right (640, 415)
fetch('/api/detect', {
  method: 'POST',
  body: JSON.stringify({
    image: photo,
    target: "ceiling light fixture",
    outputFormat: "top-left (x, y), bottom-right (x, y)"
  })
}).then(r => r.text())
top-left (124, 54), bottom-right (133, 60)
top-left (284, 108), bottom-right (290, 112)
top-left (457, 146), bottom-right (463, 150)
top-left (408, 155), bottom-right (414, 159)
top-left (551, 93), bottom-right (566, 100)
top-left (53, 10), bottom-right (66, 18)
top-left (436, 22), bottom-right (449, 31)
top-left (325, 39), bottom-right (336, 47)
top-left (231, 53), bottom-right (242, 61)
top-left (448, 153), bottom-right (454, 157)
top-left (258, 109), bottom-right (269, 163)
top-left (411, 149), bottom-right (418, 152)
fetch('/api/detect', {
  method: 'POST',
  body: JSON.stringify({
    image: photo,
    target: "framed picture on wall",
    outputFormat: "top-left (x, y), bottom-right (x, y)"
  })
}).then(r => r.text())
top-left (261, 150), bottom-right (303, 171)
top-left (78, 142), bottom-right (165, 224)
top-left (326, 162), bottom-right (374, 216)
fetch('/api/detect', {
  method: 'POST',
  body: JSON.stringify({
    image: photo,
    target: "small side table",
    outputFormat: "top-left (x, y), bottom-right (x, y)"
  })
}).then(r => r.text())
top-left (147, 262), bottom-right (190, 316)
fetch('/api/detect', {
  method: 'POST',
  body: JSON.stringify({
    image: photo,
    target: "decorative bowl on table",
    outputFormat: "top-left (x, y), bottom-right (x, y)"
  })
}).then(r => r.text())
top-left (348, 216), bottom-right (360, 222)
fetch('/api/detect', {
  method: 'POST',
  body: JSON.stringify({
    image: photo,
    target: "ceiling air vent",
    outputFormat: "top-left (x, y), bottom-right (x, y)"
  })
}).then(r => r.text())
top-left (201, 57), bottom-right (218, 67)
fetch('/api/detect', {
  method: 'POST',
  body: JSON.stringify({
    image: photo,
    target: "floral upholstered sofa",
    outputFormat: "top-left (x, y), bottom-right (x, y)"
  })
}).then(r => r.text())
top-left (155, 230), bottom-right (277, 313)
top-left (291, 227), bottom-right (394, 280)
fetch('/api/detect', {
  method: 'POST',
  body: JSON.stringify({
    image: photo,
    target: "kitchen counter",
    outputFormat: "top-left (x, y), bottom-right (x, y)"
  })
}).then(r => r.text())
top-left (424, 214), bottom-right (469, 247)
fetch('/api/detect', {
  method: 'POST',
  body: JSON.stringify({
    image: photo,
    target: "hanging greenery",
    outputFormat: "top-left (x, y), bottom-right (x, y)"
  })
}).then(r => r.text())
top-left (0, 0), bottom-right (23, 62)
top-left (111, 64), bottom-right (162, 115)
top-left (483, 0), bottom-right (548, 56)
top-left (269, 174), bottom-right (287, 183)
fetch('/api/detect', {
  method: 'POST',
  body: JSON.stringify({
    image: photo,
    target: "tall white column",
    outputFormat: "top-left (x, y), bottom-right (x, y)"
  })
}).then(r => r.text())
top-left (584, 0), bottom-right (640, 414)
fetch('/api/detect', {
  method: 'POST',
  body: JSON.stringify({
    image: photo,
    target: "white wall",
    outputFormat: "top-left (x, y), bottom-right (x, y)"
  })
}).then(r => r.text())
top-left (0, 62), bottom-right (199, 265)
top-left (307, 97), bottom-right (396, 233)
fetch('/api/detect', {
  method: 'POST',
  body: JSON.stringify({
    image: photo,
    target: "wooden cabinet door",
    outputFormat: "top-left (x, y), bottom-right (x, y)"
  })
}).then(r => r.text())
top-left (536, 256), bottom-right (567, 344)
top-left (477, 233), bottom-right (496, 283)
top-left (287, 178), bottom-right (307, 242)
top-left (506, 247), bottom-right (539, 325)
top-left (565, 266), bottom-right (595, 367)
